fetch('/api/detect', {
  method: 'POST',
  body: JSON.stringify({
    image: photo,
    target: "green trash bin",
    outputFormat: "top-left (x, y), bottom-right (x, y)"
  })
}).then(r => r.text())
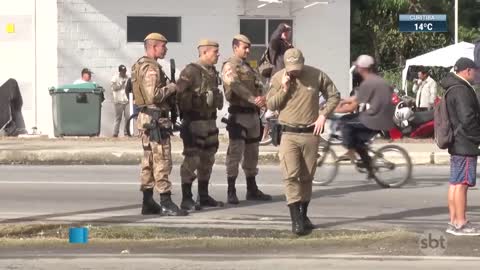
top-left (49, 83), bottom-right (105, 137)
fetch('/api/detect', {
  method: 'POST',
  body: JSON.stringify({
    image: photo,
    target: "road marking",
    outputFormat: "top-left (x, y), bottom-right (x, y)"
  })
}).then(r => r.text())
top-left (1, 253), bottom-right (480, 261)
top-left (0, 181), bottom-right (286, 187)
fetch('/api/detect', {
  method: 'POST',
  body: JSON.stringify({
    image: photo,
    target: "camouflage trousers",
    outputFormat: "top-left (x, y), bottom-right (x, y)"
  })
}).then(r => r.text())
top-left (139, 133), bottom-right (172, 194)
top-left (226, 113), bottom-right (261, 178)
top-left (180, 119), bottom-right (219, 183)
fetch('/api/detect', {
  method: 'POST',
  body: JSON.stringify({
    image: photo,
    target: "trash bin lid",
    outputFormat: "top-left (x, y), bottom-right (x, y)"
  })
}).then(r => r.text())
top-left (49, 83), bottom-right (104, 94)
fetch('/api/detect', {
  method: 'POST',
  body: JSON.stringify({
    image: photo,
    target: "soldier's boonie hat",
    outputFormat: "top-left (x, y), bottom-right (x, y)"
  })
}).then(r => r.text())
top-left (233, 34), bottom-right (251, 45)
top-left (198, 39), bottom-right (219, 48)
top-left (284, 48), bottom-right (304, 72)
top-left (144, 33), bottom-right (168, 42)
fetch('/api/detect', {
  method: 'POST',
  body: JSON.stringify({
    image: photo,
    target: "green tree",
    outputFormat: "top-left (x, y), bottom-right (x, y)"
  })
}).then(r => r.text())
top-left (351, 0), bottom-right (479, 71)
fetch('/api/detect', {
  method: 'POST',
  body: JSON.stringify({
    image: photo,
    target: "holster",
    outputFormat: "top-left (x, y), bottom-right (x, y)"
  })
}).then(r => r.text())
top-left (179, 120), bottom-right (194, 147)
top-left (270, 121), bottom-right (283, 147)
top-left (225, 114), bottom-right (245, 140)
top-left (142, 109), bottom-right (172, 143)
top-left (244, 118), bottom-right (264, 145)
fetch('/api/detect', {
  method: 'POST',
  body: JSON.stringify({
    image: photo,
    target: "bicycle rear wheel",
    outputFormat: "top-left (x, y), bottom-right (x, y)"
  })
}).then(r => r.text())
top-left (371, 145), bottom-right (412, 188)
top-left (312, 145), bottom-right (339, 186)
top-left (259, 125), bottom-right (272, 146)
top-left (126, 113), bottom-right (140, 137)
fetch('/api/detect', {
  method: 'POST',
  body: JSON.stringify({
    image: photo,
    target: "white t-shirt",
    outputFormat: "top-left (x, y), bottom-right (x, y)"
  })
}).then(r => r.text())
top-left (73, 79), bottom-right (92, 84)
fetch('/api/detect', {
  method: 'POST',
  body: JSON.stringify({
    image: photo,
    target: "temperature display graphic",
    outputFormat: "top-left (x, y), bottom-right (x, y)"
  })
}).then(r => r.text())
top-left (399, 14), bottom-right (448, 32)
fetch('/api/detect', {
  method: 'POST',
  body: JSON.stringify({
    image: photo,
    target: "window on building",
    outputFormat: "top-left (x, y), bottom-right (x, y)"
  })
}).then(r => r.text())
top-left (127, 16), bottom-right (181, 43)
top-left (239, 19), bottom-right (266, 45)
top-left (239, 18), bottom-right (293, 68)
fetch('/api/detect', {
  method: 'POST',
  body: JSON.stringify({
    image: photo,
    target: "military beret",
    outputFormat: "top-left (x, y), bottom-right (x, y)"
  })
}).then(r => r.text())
top-left (197, 39), bottom-right (219, 48)
top-left (144, 33), bottom-right (168, 42)
top-left (233, 34), bottom-right (251, 45)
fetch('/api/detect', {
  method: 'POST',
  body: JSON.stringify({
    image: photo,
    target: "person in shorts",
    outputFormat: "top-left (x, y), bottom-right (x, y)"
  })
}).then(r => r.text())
top-left (440, 57), bottom-right (480, 236)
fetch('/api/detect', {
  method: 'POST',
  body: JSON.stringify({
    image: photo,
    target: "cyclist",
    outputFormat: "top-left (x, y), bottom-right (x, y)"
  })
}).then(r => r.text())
top-left (334, 55), bottom-right (395, 175)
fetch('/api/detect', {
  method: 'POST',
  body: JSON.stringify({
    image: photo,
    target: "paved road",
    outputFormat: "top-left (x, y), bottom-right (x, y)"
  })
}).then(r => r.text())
top-left (0, 165), bottom-right (478, 232)
top-left (1, 255), bottom-right (479, 270)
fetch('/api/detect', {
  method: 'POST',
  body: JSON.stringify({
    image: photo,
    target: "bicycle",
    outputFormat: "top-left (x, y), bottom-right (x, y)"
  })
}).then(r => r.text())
top-left (313, 127), bottom-right (412, 188)
top-left (259, 108), bottom-right (274, 146)
top-left (126, 112), bottom-right (140, 137)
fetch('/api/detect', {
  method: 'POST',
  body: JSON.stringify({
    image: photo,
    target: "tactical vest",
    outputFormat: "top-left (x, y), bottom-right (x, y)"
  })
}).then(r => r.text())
top-left (131, 56), bottom-right (168, 106)
top-left (223, 58), bottom-right (261, 107)
top-left (188, 63), bottom-right (221, 112)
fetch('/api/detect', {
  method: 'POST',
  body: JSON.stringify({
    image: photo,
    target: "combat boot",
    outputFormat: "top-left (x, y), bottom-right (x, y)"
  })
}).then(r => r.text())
top-left (288, 202), bottom-right (307, 236)
top-left (227, 176), bottom-right (239, 204)
top-left (300, 201), bottom-right (314, 230)
top-left (159, 192), bottom-right (188, 216)
top-left (198, 181), bottom-right (224, 207)
top-left (180, 183), bottom-right (202, 211)
top-left (141, 188), bottom-right (162, 215)
top-left (246, 177), bottom-right (272, 201)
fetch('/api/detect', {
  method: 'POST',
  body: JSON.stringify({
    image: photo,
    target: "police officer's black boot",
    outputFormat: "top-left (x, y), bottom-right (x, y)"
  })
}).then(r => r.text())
top-left (180, 183), bottom-right (202, 211)
top-left (246, 176), bottom-right (272, 201)
top-left (159, 192), bottom-right (188, 216)
top-left (141, 188), bottom-right (162, 215)
top-left (198, 181), bottom-right (224, 207)
top-left (288, 202), bottom-right (307, 236)
top-left (300, 201), bottom-right (314, 230)
top-left (227, 176), bottom-right (239, 204)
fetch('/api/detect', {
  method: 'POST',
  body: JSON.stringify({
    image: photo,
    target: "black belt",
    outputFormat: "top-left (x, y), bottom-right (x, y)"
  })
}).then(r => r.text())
top-left (228, 106), bottom-right (257, 114)
top-left (282, 125), bottom-right (315, 133)
top-left (141, 107), bottom-right (169, 118)
top-left (184, 111), bottom-right (217, 121)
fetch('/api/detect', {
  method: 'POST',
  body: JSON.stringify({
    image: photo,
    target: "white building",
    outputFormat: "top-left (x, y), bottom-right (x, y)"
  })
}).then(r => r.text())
top-left (0, 0), bottom-right (351, 137)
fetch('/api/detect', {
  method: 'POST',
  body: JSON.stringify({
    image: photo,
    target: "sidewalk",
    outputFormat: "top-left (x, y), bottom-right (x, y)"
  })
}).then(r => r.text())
top-left (0, 135), bottom-right (448, 165)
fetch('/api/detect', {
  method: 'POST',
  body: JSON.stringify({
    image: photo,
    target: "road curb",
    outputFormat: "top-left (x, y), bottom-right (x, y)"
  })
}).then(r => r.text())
top-left (0, 150), bottom-right (447, 165)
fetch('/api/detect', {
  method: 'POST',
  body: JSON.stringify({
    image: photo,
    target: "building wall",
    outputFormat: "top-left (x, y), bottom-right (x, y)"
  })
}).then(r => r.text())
top-left (56, 0), bottom-right (350, 136)
top-left (0, 0), bottom-right (57, 135)
top-left (0, 1), bottom-right (36, 132)
top-left (58, 0), bottom-right (240, 136)
top-left (294, 0), bottom-right (351, 95)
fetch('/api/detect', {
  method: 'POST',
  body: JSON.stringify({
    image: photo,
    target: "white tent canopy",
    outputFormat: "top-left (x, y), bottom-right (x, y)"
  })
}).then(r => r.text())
top-left (401, 41), bottom-right (475, 92)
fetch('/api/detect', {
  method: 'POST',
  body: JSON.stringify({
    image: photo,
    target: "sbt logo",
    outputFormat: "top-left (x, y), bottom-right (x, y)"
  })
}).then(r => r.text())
top-left (418, 230), bottom-right (447, 255)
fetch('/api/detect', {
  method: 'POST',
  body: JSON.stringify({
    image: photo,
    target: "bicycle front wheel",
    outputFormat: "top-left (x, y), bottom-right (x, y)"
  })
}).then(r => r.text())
top-left (312, 146), bottom-right (338, 186)
top-left (371, 145), bottom-right (412, 188)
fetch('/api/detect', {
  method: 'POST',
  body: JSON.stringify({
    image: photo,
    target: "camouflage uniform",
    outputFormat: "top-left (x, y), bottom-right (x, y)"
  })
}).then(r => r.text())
top-left (131, 32), bottom-right (187, 216)
top-left (176, 39), bottom-right (224, 210)
top-left (221, 34), bottom-right (272, 204)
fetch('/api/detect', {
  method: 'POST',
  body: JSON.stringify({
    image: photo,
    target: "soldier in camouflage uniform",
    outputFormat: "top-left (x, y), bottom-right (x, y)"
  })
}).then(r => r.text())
top-left (176, 39), bottom-right (224, 211)
top-left (221, 34), bottom-right (272, 204)
top-left (130, 33), bottom-right (187, 216)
